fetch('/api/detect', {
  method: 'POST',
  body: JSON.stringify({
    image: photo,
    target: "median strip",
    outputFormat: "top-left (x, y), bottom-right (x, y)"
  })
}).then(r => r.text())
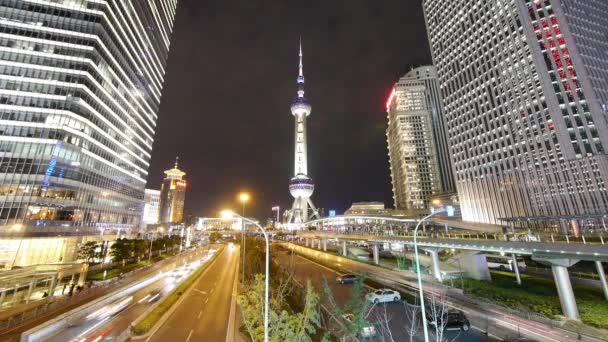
top-left (131, 246), bottom-right (225, 337)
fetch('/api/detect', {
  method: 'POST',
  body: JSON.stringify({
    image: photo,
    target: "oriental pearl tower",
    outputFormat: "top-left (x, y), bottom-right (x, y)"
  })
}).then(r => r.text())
top-left (286, 40), bottom-right (320, 224)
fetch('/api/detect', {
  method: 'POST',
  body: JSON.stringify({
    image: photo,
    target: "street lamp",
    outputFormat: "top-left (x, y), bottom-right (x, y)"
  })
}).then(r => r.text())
top-left (148, 227), bottom-right (164, 263)
top-left (238, 192), bottom-right (250, 282)
top-left (221, 209), bottom-right (269, 342)
top-left (414, 207), bottom-right (450, 342)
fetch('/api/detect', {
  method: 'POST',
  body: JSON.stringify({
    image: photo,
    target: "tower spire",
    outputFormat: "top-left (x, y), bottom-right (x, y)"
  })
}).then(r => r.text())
top-left (298, 36), bottom-right (303, 78)
top-left (174, 156), bottom-right (179, 169)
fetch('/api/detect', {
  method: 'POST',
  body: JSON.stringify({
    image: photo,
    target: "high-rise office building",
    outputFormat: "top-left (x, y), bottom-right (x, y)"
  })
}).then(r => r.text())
top-left (386, 67), bottom-right (446, 210)
top-left (159, 159), bottom-right (186, 224)
top-left (423, 0), bottom-right (608, 224)
top-left (142, 188), bottom-right (161, 226)
top-left (0, 0), bottom-right (178, 233)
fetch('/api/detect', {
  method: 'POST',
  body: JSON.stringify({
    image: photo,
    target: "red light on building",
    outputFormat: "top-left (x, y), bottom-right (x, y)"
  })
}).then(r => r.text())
top-left (386, 88), bottom-right (396, 112)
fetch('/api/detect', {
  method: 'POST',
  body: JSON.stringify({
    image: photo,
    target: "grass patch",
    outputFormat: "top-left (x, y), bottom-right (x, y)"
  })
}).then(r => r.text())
top-left (87, 260), bottom-right (150, 281)
top-left (451, 271), bottom-right (608, 328)
top-left (132, 248), bottom-right (223, 335)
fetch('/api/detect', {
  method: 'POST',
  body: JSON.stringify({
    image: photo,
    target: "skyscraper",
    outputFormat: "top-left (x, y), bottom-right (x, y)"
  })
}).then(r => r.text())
top-left (159, 158), bottom-right (186, 225)
top-left (0, 0), bottom-right (178, 233)
top-left (386, 67), bottom-right (445, 211)
top-left (286, 40), bottom-right (320, 224)
top-left (423, 0), bottom-right (608, 224)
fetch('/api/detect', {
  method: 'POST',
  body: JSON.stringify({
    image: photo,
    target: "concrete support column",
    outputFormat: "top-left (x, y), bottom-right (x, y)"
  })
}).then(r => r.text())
top-left (552, 265), bottom-right (580, 320)
top-left (322, 239), bottom-right (327, 251)
top-left (595, 261), bottom-right (608, 301)
top-left (444, 223), bottom-right (449, 234)
top-left (509, 222), bottom-right (515, 234)
top-left (372, 244), bottom-right (380, 265)
top-left (78, 263), bottom-right (89, 285)
top-left (342, 241), bottom-right (347, 256)
top-left (512, 254), bottom-right (521, 285)
top-left (0, 290), bottom-right (5, 306)
top-left (428, 249), bottom-right (442, 281)
top-left (305, 238), bottom-right (309, 247)
top-left (559, 219), bottom-right (569, 235)
top-left (25, 279), bottom-right (36, 304)
top-left (48, 275), bottom-right (58, 298)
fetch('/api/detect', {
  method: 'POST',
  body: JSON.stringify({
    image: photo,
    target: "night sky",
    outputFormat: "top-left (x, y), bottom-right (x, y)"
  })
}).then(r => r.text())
top-left (147, 0), bottom-right (431, 219)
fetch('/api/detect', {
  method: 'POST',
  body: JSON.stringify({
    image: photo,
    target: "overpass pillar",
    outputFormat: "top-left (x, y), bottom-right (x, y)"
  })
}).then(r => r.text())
top-left (427, 249), bottom-right (442, 281)
top-left (342, 241), bottom-right (348, 256)
top-left (596, 261), bottom-right (608, 301)
top-left (559, 219), bottom-right (569, 235)
top-left (533, 257), bottom-right (580, 320)
top-left (511, 254), bottom-right (521, 285)
top-left (25, 279), bottom-right (36, 304)
top-left (372, 244), bottom-right (380, 265)
top-left (48, 274), bottom-right (58, 298)
top-left (78, 263), bottom-right (89, 285)
top-left (444, 223), bottom-right (448, 234)
top-left (305, 238), bottom-right (310, 247)
top-left (322, 239), bottom-right (327, 251)
top-left (509, 222), bottom-right (515, 234)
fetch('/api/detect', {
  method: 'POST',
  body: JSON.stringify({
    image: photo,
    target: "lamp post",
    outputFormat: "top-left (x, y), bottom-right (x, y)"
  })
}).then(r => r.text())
top-left (148, 227), bottom-right (164, 263)
top-left (414, 208), bottom-right (448, 342)
top-left (222, 210), bottom-right (269, 342)
top-left (239, 192), bottom-right (250, 283)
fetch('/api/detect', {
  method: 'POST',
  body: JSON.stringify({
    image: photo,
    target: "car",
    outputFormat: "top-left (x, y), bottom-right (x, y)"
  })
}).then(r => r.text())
top-left (342, 313), bottom-right (376, 338)
top-left (365, 288), bottom-right (401, 304)
top-left (428, 310), bottom-right (471, 332)
top-left (336, 274), bottom-right (358, 284)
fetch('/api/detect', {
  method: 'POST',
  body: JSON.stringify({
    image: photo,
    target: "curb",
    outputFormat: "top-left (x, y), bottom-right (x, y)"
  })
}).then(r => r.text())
top-left (225, 249), bottom-right (240, 342)
top-left (130, 246), bottom-right (225, 341)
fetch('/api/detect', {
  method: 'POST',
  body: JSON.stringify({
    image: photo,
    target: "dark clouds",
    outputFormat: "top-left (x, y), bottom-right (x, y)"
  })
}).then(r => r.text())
top-left (147, 0), bottom-right (431, 219)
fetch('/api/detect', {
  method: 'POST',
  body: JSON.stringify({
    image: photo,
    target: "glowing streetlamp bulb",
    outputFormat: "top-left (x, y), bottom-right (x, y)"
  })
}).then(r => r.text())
top-left (238, 193), bottom-right (250, 203)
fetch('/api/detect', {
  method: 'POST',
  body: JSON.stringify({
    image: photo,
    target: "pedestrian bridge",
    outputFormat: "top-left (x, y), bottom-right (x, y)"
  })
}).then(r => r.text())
top-left (304, 215), bottom-right (506, 234)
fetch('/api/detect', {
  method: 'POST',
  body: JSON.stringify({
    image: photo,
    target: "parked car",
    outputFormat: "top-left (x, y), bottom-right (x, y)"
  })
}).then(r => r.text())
top-left (342, 313), bottom-right (376, 338)
top-left (336, 274), bottom-right (358, 284)
top-left (365, 288), bottom-right (401, 304)
top-left (428, 310), bottom-right (471, 332)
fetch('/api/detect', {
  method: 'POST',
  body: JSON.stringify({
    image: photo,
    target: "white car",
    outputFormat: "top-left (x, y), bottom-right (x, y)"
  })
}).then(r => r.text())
top-left (342, 314), bottom-right (376, 338)
top-left (366, 288), bottom-right (401, 304)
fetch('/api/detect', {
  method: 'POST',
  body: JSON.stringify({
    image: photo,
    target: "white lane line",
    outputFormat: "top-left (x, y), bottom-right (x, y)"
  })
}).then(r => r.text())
top-left (185, 329), bottom-right (194, 342)
top-left (210, 288), bottom-right (214, 294)
top-left (205, 298), bottom-right (209, 304)
top-left (193, 289), bottom-right (207, 295)
top-left (198, 310), bottom-right (202, 319)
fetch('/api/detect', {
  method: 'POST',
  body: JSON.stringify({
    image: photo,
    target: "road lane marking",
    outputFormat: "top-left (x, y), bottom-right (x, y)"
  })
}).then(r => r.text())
top-left (204, 298), bottom-right (209, 304)
top-left (210, 288), bottom-right (214, 294)
top-left (186, 329), bottom-right (194, 342)
top-left (193, 289), bottom-right (207, 295)
top-left (198, 310), bottom-right (202, 319)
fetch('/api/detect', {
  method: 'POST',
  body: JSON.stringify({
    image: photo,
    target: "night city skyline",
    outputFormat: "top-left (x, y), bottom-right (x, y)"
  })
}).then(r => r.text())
top-left (147, 0), bottom-right (432, 218)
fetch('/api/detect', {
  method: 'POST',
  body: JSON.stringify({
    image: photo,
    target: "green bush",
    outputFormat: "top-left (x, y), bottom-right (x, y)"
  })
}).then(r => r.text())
top-left (452, 271), bottom-right (608, 328)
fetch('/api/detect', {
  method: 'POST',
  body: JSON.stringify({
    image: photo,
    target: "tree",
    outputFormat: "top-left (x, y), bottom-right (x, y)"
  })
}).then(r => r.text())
top-left (322, 277), bottom-right (374, 340)
top-left (110, 238), bottom-right (132, 267)
top-left (238, 275), bottom-right (321, 342)
top-left (78, 241), bottom-right (98, 263)
top-left (209, 232), bottom-right (222, 243)
top-left (133, 239), bottom-right (148, 262)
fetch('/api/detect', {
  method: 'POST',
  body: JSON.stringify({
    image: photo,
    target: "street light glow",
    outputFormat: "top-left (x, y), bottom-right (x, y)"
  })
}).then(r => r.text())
top-left (221, 210), bottom-right (235, 219)
top-left (238, 192), bottom-right (250, 203)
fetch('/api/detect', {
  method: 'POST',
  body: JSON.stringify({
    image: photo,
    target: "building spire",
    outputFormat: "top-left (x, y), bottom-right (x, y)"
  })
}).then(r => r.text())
top-left (174, 156), bottom-right (179, 169)
top-left (298, 36), bottom-right (303, 78)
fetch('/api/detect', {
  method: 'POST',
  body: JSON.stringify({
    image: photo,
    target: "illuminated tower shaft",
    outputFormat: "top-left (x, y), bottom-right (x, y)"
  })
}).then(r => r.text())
top-left (288, 41), bottom-right (320, 224)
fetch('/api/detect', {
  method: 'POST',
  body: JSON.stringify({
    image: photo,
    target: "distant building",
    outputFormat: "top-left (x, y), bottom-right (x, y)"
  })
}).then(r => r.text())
top-left (159, 159), bottom-right (187, 224)
top-left (142, 189), bottom-right (161, 226)
top-left (423, 0), bottom-right (608, 225)
top-left (387, 67), bottom-right (449, 210)
top-left (429, 192), bottom-right (461, 218)
top-left (345, 202), bottom-right (391, 216)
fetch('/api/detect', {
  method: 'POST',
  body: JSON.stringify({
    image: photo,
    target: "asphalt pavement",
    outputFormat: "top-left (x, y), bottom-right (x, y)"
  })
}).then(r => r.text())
top-left (275, 250), bottom-right (493, 342)
top-left (147, 244), bottom-right (239, 342)
top-left (35, 246), bottom-right (216, 342)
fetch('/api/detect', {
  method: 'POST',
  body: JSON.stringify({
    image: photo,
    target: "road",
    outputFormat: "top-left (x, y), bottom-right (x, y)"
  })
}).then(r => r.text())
top-left (41, 246), bottom-right (218, 342)
top-left (287, 243), bottom-right (587, 342)
top-left (275, 249), bottom-right (494, 342)
top-left (147, 244), bottom-right (239, 342)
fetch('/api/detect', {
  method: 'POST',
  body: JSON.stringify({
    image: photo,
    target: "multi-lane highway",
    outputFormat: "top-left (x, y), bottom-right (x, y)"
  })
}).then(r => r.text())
top-left (275, 248), bottom-right (495, 342)
top-left (40, 246), bottom-right (218, 342)
top-left (147, 244), bottom-right (239, 342)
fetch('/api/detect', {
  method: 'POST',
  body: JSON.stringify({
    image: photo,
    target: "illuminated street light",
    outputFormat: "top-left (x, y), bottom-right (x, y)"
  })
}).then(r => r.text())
top-left (238, 192), bottom-right (250, 283)
top-left (221, 210), bottom-right (269, 342)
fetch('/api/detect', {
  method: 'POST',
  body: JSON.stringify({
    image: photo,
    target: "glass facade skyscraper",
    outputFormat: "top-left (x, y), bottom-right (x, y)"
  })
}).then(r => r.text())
top-left (423, 0), bottom-right (608, 224)
top-left (386, 66), bottom-right (447, 210)
top-left (0, 0), bottom-right (177, 233)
